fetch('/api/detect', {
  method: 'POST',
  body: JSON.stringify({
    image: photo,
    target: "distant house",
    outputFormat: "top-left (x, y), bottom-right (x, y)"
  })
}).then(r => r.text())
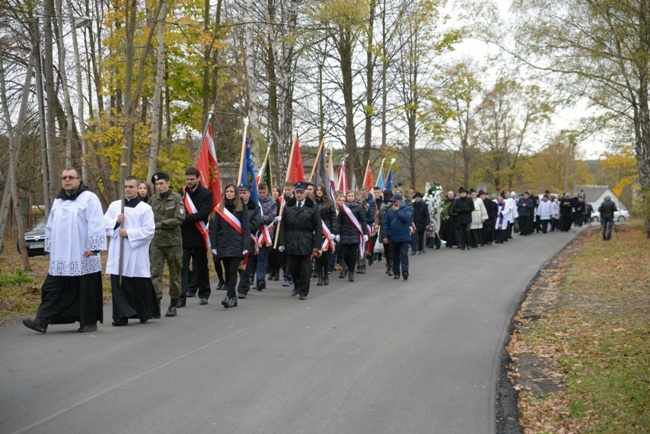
top-left (575, 185), bottom-right (627, 211)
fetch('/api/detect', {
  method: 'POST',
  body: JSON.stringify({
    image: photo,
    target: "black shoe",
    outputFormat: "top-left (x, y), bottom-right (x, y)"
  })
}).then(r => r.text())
top-left (257, 281), bottom-right (266, 291)
top-left (349, 274), bottom-right (355, 282)
top-left (217, 281), bottom-right (226, 290)
top-left (291, 288), bottom-right (299, 297)
top-left (388, 270), bottom-right (394, 276)
top-left (221, 297), bottom-right (229, 308)
top-left (177, 298), bottom-right (186, 308)
top-left (165, 306), bottom-right (177, 317)
top-left (393, 274), bottom-right (400, 279)
top-left (199, 298), bottom-right (208, 305)
top-left (112, 319), bottom-right (128, 327)
top-left (78, 324), bottom-right (98, 332)
top-left (228, 297), bottom-right (238, 308)
top-left (339, 270), bottom-right (346, 278)
top-left (186, 291), bottom-right (197, 298)
top-left (238, 293), bottom-right (247, 299)
top-left (23, 318), bottom-right (47, 333)
top-left (299, 295), bottom-right (307, 300)
top-left (323, 274), bottom-right (329, 285)
top-left (411, 251), bottom-right (416, 255)
top-left (317, 274), bottom-right (324, 286)
top-left (403, 272), bottom-right (409, 280)
top-left (357, 267), bottom-right (366, 274)
top-left (273, 274), bottom-right (279, 281)
top-left (154, 299), bottom-right (161, 318)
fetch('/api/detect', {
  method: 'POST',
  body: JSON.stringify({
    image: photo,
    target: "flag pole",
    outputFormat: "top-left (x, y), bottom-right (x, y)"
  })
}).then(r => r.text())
top-left (362, 159), bottom-right (370, 188)
top-left (259, 145), bottom-right (271, 185)
top-left (193, 110), bottom-right (215, 166)
top-left (273, 128), bottom-right (298, 248)
top-left (118, 136), bottom-right (128, 286)
top-left (308, 135), bottom-right (326, 182)
top-left (237, 117), bottom-right (250, 184)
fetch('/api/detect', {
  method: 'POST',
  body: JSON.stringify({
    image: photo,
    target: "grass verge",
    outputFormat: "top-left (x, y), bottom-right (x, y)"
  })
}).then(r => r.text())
top-left (507, 220), bottom-right (650, 432)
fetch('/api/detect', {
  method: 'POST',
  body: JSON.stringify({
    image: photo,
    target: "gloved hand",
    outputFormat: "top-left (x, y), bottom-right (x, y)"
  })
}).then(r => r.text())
top-left (328, 233), bottom-right (335, 241)
top-left (335, 235), bottom-right (340, 242)
top-left (274, 216), bottom-right (282, 223)
top-left (242, 250), bottom-right (248, 256)
top-left (363, 234), bottom-right (368, 243)
top-left (212, 249), bottom-right (217, 255)
top-left (278, 246), bottom-right (285, 252)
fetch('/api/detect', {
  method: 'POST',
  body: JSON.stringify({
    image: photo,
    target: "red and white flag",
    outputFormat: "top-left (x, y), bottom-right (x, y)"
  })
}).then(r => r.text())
top-left (195, 123), bottom-right (222, 208)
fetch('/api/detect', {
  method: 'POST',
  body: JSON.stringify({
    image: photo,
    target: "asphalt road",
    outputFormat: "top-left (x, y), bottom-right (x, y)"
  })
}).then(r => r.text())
top-left (0, 229), bottom-right (580, 434)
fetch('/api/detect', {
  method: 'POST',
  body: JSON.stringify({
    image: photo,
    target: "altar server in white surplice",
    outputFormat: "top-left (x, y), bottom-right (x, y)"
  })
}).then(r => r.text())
top-left (104, 176), bottom-right (160, 326)
top-left (23, 168), bottom-right (107, 334)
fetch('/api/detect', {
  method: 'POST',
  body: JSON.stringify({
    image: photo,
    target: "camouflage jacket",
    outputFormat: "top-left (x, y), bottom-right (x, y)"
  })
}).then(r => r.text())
top-left (149, 189), bottom-right (184, 246)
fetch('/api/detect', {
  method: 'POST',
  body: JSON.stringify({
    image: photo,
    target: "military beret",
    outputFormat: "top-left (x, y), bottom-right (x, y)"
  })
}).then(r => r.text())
top-left (151, 172), bottom-right (170, 183)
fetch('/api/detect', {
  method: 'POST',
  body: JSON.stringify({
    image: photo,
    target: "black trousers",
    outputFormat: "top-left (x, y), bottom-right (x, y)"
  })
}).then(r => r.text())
top-left (37, 272), bottom-right (103, 327)
top-left (220, 256), bottom-right (242, 298)
top-left (181, 247), bottom-right (210, 300)
top-left (340, 244), bottom-right (360, 275)
top-left (286, 254), bottom-right (312, 296)
top-left (458, 223), bottom-right (471, 248)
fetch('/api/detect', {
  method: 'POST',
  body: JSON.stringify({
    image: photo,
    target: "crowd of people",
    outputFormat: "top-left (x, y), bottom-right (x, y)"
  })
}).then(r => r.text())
top-left (22, 167), bottom-right (599, 334)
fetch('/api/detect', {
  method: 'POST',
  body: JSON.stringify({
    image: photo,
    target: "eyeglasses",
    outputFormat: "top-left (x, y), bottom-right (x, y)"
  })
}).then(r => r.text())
top-left (61, 176), bottom-right (78, 180)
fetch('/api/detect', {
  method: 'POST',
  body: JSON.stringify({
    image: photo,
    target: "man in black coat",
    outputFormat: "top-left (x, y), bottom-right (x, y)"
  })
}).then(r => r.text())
top-left (178, 167), bottom-right (213, 307)
top-left (278, 182), bottom-right (323, 300)
top-left (480, 190), bottom-right (497, 245)
top-left (451, 187), bottom-right (474, 250)
top-left (412, 192), bottom-right (430, 254)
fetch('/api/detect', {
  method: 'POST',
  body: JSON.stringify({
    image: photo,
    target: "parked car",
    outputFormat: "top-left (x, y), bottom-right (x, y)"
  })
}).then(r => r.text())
top-left (590, 209), bottom-right (630, 223)
top-left (17, 218), bottom-right (47, 257)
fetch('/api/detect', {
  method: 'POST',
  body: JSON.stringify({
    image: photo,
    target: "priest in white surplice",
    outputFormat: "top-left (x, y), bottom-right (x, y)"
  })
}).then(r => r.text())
top-left (104, 176), bottom-right (160, 326)
top-left (23, 168), bottom-right (107, 333)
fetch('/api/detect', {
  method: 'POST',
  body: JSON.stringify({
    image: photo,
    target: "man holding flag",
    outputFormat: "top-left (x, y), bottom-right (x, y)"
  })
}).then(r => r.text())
top-left (178, 167), bottom-right (213, 307)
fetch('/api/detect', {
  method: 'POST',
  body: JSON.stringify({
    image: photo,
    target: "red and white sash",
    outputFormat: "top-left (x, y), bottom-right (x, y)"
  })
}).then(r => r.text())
top-left (183, 190), bottom-right (210, 251)
top-left (215, 205), bottom-right (243, 234)
top-left (321, 222), bottom-right (335, 252)
top-left (341, 204), bottom-right (364, 257)
top-left (257, 223), bottom-right (274, 247)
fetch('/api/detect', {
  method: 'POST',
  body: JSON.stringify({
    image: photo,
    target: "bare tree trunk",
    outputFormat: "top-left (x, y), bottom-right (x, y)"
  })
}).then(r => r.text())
top-left (148, 1), bottom-right (167, 182)
top-left (43, 0), bottom-right (59, 197)
top-left (363, 0), bottom-right (377, 169)
top-left (66, 0), bottom-right (90, 184)
top-left (31, 17), bottom-right (51, 217)
top-left (0, 50), bottom-right (30, 270)
top-left (244, 0), bottom-right (258, 128)
top-left (55, 0), bottom-right (75, 168)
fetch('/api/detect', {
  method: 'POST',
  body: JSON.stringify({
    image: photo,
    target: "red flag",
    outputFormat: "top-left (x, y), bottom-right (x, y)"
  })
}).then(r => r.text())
top-left (195, 123), bottom-right (222, 207)
top-left (287, 135), bottom-right (306, 183)
top-left (337, 160), bottom-right (348, 192)
top-left (363, 161), bottom-right (373, 190)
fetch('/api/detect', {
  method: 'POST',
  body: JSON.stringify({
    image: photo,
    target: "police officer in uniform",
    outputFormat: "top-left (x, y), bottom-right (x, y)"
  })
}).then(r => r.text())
top-left (278, 182), bottom-right (322, 300)
top-left (149, 172), bottom-right (184, 317)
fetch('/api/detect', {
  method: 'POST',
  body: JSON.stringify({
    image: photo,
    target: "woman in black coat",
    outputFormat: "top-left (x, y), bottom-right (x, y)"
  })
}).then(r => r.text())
top-left (338, 190), bottom-right (367, 282)
top-left (209, 184), bottom-right (249, 308)
top-left (314, 184), bottom-right (338, 286)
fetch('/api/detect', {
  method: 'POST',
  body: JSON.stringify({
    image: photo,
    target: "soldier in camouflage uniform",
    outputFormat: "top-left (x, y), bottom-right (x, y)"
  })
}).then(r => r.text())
top-left (149, 172), bottom-right (185, 317)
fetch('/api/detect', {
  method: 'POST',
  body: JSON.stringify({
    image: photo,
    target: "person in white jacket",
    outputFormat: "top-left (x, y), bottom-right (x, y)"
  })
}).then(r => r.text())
top-left (494, 194), bottom-right (512, 243)
top-left (104, 176), bottom-right (160, 326)
top-left (469, 189), bottom-right (488, 247)
top-left (535, 195), bottom-right (554, 234)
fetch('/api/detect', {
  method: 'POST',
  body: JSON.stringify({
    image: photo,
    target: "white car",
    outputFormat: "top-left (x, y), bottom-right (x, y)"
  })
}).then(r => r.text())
top-left (590, 209), bottom-right (629, 222)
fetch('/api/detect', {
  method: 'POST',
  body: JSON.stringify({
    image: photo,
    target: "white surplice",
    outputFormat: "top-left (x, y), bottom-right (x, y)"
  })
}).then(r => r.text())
top-left (46, 190), bottom-right (107, 276)
top-left (104, 199), bottom-right (155, 278)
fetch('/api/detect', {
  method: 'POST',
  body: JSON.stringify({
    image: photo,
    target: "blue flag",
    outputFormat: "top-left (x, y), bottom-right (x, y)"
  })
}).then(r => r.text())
top-left (385, 168), bottom-right (393, 191)
top-left (240, 136), bottom-right (259, 204)
top-left (376, 170), bottom-right (385, 190)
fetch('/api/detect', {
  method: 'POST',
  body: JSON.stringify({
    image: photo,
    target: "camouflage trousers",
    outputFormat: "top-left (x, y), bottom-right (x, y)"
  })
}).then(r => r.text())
top-left (150, 244), bottom-right (182, 300)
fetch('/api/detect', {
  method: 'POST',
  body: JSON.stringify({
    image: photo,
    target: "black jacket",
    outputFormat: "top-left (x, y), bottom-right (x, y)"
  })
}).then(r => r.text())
top-left (452, 196), bottom-right (474, 225)
top-left (598, 199), bottom-right (617, 219)
top-left (243, 200), bottom-right (262, 250)
top-left (412, 200), bottom-right (430, 231)
top-left (210, 199), bottom-right (250, 258)
top-left (179, 183), bottom-right (213, 248)
top-left (338, 201), bottom-right (368, 244)
top-left (279, 197), bottom-right (322, 255)
top-left (315, 198), bottom-right (338, 235)
top-left (483, 197), bottom-right (498, 222)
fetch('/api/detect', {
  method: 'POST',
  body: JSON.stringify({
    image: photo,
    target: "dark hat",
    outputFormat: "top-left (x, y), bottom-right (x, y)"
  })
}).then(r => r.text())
top-left (458, 187), bottom-right (466, 194)
top-left (238, 184), bottom-right (251, 192)
top-left (151, 172), bottom-right (170, 183)
top-left (469, 188), bottom-right (476, 194)
top-left (294, 181), bottom-right (308, 191)
top-left (414, 191), bottom-right (423, 198)
top-left (478, 190), bottom-right (486, 195)
top-left (383, 190), bottom-right (394, 201)
top-left (393, 194), bottom-right (403, 201)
